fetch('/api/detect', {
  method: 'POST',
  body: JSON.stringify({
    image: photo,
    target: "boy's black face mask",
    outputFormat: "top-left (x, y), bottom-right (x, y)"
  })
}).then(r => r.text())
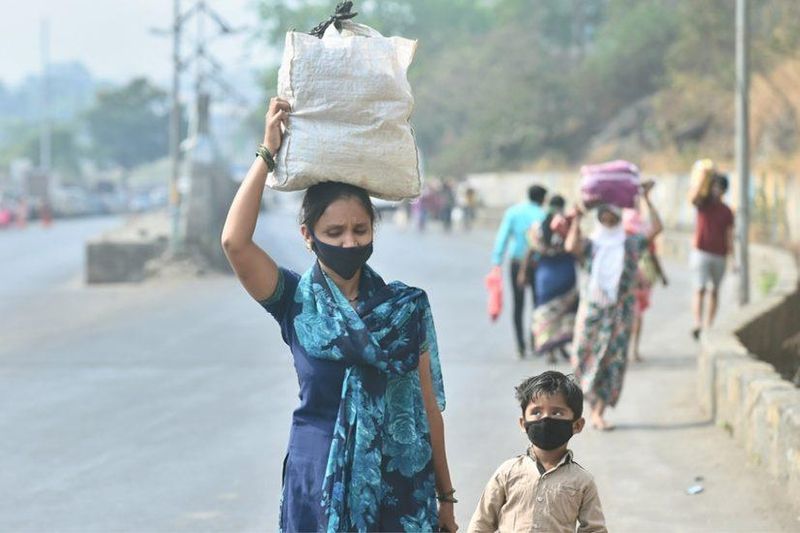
top-left (524, 418), bottom-right (574, 451)
top-left (311, 232), bottom-right (373, 281)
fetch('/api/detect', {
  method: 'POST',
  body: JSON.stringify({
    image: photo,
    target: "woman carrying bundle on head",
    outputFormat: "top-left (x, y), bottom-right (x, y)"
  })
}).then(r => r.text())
top-left (565, 181), bottom-right (663, 431)
top-left (221, 96), bottom-right (458, 532)
top-left (221, 6), bottom-right (459, 529)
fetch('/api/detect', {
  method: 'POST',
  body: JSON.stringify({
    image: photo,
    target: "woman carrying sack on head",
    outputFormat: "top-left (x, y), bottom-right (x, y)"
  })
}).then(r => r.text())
top-left (221, 97), bottom-right (458, 532)
top-left (565, 183), bottom-right (663, 431)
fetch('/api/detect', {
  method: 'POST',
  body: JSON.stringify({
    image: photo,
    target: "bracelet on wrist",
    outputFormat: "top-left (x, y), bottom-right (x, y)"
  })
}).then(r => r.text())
top-left (436, 488), bottom-right (458, 503)
top-left (256, 144), bottom-right (275, 172)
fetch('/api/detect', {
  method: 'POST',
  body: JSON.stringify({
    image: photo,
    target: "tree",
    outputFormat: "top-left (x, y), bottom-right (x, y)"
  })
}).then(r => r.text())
top-left (84, 78), bottom-right (169, 171)
top-left (256, 0), bottom-right (492, 75)
top-left (580, 0), bottom-right (680, 122)
top-left (249, 0), bottom-right (800, 174)
top-left (0, 122), bottom-right (84, 184)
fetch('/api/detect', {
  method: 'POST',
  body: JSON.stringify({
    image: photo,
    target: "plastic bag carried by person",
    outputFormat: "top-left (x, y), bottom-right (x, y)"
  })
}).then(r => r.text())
top-left (485, 266), bottom-right (503, 322)
top-left (267, 7), bottom-right (421, 201)
top-left (580, 160), bottom-right (641, 208)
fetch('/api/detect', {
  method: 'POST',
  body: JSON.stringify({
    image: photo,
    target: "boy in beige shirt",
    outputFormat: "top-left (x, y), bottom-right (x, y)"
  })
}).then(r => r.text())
top-left (468, 371), bottom-right (607, 533)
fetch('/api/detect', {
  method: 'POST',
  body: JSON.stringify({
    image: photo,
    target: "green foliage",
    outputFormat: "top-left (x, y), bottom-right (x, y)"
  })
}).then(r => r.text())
top-left (84, 77), bottom-right (170, 171)
top-left (581, 1), bottom-right (680, 122)
top-left (0, 122), bottom-right (84, 183)
top-left (666, 0), bottom-right (736, 88)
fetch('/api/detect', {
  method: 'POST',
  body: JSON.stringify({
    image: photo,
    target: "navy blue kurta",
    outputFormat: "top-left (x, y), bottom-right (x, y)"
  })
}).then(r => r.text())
top-left (261, 267), bottom-right (347, 532)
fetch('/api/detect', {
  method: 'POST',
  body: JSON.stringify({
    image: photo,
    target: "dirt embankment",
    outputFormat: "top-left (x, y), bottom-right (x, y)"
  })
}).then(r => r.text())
top-left (585, 59), bottom-right (800, 174)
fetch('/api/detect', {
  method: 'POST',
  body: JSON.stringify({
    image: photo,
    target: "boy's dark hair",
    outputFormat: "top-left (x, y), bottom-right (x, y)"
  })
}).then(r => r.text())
top-left (528, 185), bottom-right (547, 205)
top-left (713, 173), bottom-right (729, 192)
top-left (515, 371), bottom-right (583, 419)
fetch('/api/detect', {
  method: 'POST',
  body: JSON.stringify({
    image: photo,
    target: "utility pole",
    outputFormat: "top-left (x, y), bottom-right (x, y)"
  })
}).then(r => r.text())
top-left (151, 1), bottom-right (247, 258)
top-left (39, 18), bottom-right (51, 174)
top-left (152, 1), bottom-right (245, 253)
top-left (169, 0), bottom-right (183, 253)
top-left (735, 0), bottom-right (750, 305)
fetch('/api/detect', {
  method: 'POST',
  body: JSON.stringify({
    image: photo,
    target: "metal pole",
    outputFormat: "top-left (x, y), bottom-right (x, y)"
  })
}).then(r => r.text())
top-left (735, 0), bottom-right (750, 305)
top-left (39, 18), bottom-right (51, 173)
top-left (169, 0), bottom-right (183, 252)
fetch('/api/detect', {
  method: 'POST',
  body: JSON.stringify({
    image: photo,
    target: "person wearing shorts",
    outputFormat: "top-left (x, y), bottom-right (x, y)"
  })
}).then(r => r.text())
top-left (690, 173), bottom-right (735, 340)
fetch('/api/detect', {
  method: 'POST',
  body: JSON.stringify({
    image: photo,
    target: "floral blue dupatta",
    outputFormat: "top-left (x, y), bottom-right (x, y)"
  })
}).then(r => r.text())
top-left (294, 262), bottom-right (446, 532)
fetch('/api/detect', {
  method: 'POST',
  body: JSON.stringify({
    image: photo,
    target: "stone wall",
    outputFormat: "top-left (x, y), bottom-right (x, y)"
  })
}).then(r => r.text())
top-left (697, 245), bottom-right (800, 509)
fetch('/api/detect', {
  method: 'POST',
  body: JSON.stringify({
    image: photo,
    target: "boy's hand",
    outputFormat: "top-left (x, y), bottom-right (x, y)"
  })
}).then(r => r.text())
top-left (438, 501), bottom-right (458, 532)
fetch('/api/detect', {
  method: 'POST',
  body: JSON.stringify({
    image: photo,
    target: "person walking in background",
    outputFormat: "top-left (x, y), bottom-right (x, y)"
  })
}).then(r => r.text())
top-left (417, 181), bottom-right (441, 233)
top-left (622, 200), bottom-right (668, 362)
top-left (439, 180), bottom-right (456, 232)
top-left (566, 184), bottom-right (663, 430)
top-left (491, 184), bottom-right (548, 359)
top-left (462, 186), bottom-right (478, 231)
top-left (689, 168), bottom-right (735, 340)
top-left (518, 195), bottom-right (579, 364)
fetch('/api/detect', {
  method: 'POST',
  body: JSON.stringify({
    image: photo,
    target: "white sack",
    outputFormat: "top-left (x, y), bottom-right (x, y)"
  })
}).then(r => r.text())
top-left (267, 22), bottom-right (421, 200)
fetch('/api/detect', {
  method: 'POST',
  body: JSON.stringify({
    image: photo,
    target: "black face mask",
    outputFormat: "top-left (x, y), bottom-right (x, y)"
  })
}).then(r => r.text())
top-left (524, 418), bottom-right (574, 451)
top-left (311, 233), bottom-right (373, 280)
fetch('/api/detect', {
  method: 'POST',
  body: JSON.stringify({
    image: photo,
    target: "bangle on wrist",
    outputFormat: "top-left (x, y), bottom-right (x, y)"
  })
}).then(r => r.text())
top-left (256, 144), bottom-right (275, 172)
top-left (436, 488), bottom-right (458, 503)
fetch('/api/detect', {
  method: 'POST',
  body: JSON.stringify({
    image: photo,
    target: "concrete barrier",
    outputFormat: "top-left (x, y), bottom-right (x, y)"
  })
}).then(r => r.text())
top-left (698, 244), bottom-right (800, 508)
top-left (85, 212), bottom-right (169, 284)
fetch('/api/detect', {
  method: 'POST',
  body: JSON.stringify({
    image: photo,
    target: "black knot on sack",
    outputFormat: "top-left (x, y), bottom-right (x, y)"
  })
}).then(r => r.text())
top-left (309, 1), bottom-right (358, 39)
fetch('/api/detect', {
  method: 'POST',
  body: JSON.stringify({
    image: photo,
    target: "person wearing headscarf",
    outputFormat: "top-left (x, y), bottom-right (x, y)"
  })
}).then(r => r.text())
top-left (565, 184), bottom-right (663, 430)
top-left (517, 195), bottom-right (579, 363)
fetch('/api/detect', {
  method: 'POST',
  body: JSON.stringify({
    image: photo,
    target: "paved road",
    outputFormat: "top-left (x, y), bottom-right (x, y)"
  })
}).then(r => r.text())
top-left (1, 209), bottom-right (798, 532)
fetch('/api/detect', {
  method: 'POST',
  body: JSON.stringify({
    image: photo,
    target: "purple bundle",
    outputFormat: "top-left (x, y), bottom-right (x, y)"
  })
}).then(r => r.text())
top-left (580, 160), bottom-right (641, 208)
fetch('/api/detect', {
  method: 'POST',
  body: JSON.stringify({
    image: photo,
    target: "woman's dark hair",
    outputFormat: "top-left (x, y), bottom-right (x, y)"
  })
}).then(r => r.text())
top-left (540, 195), bottom-right (566, 247)
top-left (300, 182), bottom-right (376, 231)
top-left (528, 184), bottom-right (548, 205)
top-left (515, 371), bottom-right (583, 419)
top-left (548, 195), bottom-right (566, 211)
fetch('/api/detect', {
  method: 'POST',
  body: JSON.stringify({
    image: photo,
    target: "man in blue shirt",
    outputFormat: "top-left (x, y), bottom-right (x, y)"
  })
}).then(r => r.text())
top-left (491, 184), bottom-right (548, 358)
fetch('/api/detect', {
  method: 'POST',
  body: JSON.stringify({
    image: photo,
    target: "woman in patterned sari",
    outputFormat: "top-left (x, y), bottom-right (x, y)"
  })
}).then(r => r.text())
top-left (565, 184), bottom-right (663, 430)
top-left (222, 97), bottom-right (458, 532)
top-left (517, 195), bottom-right (579, 363)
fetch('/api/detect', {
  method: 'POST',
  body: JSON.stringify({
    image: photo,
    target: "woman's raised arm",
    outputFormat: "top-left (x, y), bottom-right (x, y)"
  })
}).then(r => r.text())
top-left (221, 97), bottom-right (290, 301)
top-left (564, 207), bottom-right (585, 261)
top-left (642, 185), bottom-right (664, 244)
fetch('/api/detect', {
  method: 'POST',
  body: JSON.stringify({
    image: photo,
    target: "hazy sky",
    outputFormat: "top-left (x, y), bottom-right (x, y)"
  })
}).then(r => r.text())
top-left (0, 0), bottom-right (266, 86)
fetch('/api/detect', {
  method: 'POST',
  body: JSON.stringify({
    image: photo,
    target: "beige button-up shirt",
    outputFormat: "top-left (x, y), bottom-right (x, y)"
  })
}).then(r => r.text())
top-left (468, 450), bottom-right (607, 533)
